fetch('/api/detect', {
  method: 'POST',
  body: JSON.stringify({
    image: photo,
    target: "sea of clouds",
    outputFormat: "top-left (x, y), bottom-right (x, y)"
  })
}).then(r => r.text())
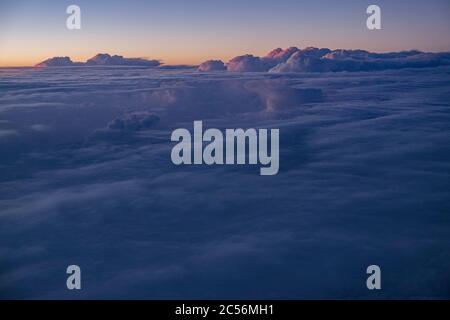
top-left (0, 62), bottom-right (449, 298)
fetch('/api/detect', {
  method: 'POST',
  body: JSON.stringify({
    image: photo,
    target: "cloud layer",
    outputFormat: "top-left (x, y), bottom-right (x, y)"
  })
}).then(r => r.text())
top-left (37, 47), bottom-right (450, 73)
top-left (199, 47), bottom-right (450, 73)
top-left (0, 63), bottom-right (449, 299)
top-left (198, 60), bottom-right (226, 72)
top-left (35, 54), bottom-right (161, 67)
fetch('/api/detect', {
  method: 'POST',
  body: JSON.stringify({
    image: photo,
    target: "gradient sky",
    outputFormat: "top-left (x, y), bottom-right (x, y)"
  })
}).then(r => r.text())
top-left (1, 0), bottom-right (449, 66)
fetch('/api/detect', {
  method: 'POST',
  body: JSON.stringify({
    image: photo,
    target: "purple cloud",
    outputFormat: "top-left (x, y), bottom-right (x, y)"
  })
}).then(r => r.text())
top-left (86, 54), bottom-right (161, 67)
top-left (198, 60), bottom-right (226, 72)
top-left (227, 54), bottom-right (270, 72)
top-left (35, 54), bottom-right (161, 67)
top-left (35, 57), bottom-right (77, 67)
top-left (270, 48), bottom-right (450, 73)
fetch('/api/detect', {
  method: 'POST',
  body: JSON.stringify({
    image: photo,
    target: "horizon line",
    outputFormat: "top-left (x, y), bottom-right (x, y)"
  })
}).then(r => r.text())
top-left (2, 46), bottom-right (450, 68)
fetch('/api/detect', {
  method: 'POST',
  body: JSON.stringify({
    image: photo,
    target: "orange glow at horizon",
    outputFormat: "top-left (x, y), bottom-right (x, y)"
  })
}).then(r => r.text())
top-left (1, 0), bottom-right (450, 67)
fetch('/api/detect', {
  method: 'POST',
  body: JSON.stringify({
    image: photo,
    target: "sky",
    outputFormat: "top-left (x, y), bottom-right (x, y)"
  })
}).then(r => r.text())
top-left (0, 0), bottom-right (450, 67)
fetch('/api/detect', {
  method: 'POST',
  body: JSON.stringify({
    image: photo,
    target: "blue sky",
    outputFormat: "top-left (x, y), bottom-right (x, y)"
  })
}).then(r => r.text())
top-left (1, 0), bottom-right (449, 66)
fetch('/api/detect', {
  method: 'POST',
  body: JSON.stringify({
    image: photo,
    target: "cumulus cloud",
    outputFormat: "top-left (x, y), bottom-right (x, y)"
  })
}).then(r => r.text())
top-left (223, 47), bottom-right (450, 73)
top-left (226, 54), bottom-right (271, 72)
top-left (226, 47), bottom-right (332, 72)
top-left (198, 60), bottom-right (226, 72)
top-left (86, 54), bottom-right (161, 67)
top-left (244, 80), bottom-right (324, 111)
top-left (35, 54), bottom-right (161, 67)
top-left (35, 56), bottom-right (78, 67)
top-left (88, 112), bottom-right (160, 143)
top-left (35, 47), bottom-right (450, 73)
top-left (270, 48), bottom-right (450, 73)
top-left (265, 47), bottom-right (299, 61)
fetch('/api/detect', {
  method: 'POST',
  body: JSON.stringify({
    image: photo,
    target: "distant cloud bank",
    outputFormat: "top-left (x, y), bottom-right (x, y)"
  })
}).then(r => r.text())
top-left (198, 60), bottom-right (227, 72)
top-left (199, 47), bottom-right (450, 73)
top-left (35, 53), bottom-right (161, 67)
top-left (36, 48), bottom-right (450, 72)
